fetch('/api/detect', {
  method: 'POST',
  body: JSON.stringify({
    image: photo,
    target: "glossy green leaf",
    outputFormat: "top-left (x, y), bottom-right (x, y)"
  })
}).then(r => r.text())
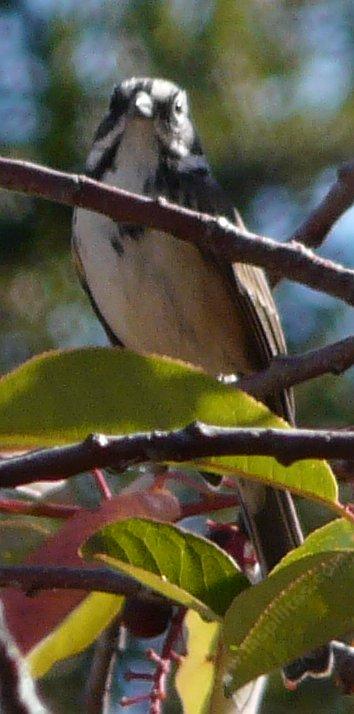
top-left (273, 518), bottom-right (354, 572)
top-left (83, 518), bottom-right (248, 620)
top-left (0, 348), bottom-right (337, 504)
top-left (223, 549), bottom-right (354, 693)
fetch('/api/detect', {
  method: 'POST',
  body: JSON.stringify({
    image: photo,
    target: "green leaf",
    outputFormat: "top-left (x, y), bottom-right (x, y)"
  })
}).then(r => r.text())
top-left (273, 518), bottom-right (354, 572)
top-left (27, 592), bottom-right (124, 679)
top-left (176, 611), bottom-right (266, 714)
top-left (0, 348), bottom-right (337, 504)
top-left (82, 518), bottom-right (248, 620)
top-left (223, 549), bottom-right (354, 693)
top-left (175, 610), bottom-right (221, 714)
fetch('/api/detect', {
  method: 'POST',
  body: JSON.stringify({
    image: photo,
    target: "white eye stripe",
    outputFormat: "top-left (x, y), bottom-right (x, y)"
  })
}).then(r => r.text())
top-left (151, 78), bottom-right (180, 101)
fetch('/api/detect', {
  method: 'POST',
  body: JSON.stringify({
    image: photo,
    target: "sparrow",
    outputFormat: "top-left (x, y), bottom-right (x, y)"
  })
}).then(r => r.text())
top-left (72, 77), bottom-right (332, 683)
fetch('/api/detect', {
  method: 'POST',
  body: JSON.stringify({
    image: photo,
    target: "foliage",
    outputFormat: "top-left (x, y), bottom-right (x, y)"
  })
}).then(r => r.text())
top-left (0, 349), bottom-right (352, 711)
top-left (1, 1), bottom-right (354, 711)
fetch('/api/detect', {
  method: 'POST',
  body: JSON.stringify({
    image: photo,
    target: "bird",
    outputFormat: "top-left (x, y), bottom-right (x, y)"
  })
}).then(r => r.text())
top-left (72, 77), bottom-right (332, 684)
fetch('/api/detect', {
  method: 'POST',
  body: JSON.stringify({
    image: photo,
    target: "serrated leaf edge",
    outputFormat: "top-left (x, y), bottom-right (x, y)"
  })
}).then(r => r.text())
top-left (227, 551), bottom-right (353, 675)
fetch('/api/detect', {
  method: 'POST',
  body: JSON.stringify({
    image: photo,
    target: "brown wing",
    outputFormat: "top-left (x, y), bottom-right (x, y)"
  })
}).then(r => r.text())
top-left (168, 166), bottom-right (303, 575)
top-left (230, 211), bottom-right (295, 421)
top-left (168, 167), bottom-right (295, 421)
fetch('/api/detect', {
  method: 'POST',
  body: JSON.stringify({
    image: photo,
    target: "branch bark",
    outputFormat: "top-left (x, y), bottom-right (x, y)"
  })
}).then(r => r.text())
top-left (0, 424), bottom-right (353, 488)
top-left (291, 161), bottom-right (354, 249)
top-left (0, 565), bottom-right (142, 597)
top-left (270, 160), bottom-right (354, 286)
top-left (1, 157), bottom-right (354, 305)
top-left (238, 335), bottom-right (354, 400)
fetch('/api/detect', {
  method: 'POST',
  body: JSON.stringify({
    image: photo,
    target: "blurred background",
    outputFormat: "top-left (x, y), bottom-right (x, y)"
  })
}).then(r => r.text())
top-left (0, 0), bottom-right (353, 712)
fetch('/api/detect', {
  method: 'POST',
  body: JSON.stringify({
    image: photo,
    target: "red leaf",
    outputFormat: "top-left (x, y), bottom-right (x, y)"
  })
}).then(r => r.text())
top-left (2, 489), bottom-right (180, 652)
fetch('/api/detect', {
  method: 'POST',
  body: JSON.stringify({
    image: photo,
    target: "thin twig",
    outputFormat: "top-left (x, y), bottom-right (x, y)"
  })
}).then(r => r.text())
top-left (92, 468), bottom-right (112, 500)
top-left (0, 157), bottom-right (354, 305)
top-left (291, 161), bottom-right (354, 249)
top-left (0, 425), bottom-right (354, 489)
top-left (180, 493), bottom-right (239, 518)
top-left (270, 160), bottom-right (354, 286)
top-left (149, 607), bottom-right (186, 714)
top-left (238, 336), bottom-right (354, 400)
top-left (0, 498), bottom-right (79, 519)
top-left (121, 608), bottom-right (186, 712)
top-left (332, 641), bottom-right (354, 694)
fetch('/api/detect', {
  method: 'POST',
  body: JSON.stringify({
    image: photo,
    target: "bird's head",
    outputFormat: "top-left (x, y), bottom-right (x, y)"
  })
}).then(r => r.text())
top-left (86, 77), bottom-right (206, 179)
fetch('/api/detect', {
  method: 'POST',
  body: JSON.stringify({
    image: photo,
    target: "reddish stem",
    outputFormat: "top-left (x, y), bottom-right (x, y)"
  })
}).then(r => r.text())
top-left (92, 468), bottom-right (112, 500)
top-left (120, 608), bottom-right (186, 713)
top-left (0, 498), bottom-right (80, 519)
top-left (165, 470), bottom-right (214, 494)
top-left (180, 493), bottom-right (239, 518)
top-left (121, 693), bottom-right (151, 707)
top-left (149, 608), bottom-right (186, 713)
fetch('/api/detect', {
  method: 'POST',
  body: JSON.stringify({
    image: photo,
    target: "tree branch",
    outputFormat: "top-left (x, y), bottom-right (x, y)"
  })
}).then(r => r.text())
top-left (0, 498), bottom-right (79, 519)
top-left (0, 424), bottom-right (353, 488)
top-left (1, 157), bottom-right (354, 305)
top-left (291, 161), bottom-right (354, 250)
top-left (0, 565), bottom-right (142, 597)
top-left (0, 336), bottom-right (350, 487)
top-left (238, 335), bottom-right (354, 400)
top-left (269, 161), bottom-right (354, 287)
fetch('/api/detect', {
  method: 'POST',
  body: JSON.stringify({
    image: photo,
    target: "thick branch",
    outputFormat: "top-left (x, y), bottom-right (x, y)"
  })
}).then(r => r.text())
top-left (238, 336), bottom-right (354, 400)
top-left (0, 565), bottom-right (142, 596)
top-left (0, 425), bottom-right (354, 488)
top-left (1, 157), bottom-right (354, 305)
top-left (0, 337), bottom-right (350, 488)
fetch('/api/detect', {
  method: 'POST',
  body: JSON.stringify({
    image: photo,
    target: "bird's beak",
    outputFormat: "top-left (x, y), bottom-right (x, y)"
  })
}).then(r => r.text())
top-left (132, 91), bottom-right (153, 119)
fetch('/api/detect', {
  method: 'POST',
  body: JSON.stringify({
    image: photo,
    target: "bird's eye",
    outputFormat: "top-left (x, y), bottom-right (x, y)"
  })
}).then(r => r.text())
top-left (173, 94), bottom-right (184, 115)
